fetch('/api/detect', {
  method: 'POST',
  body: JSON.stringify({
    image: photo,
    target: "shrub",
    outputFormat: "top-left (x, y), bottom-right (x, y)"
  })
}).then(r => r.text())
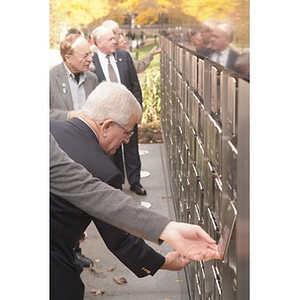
top-left (140, 67), bottom-right (161, 125)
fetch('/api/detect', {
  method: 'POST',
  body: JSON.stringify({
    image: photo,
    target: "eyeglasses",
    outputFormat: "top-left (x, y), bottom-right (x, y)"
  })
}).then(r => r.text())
top-left (114, 122), bottom-right (134, 138)
top-left (68, 51), bottom-right (93, 60)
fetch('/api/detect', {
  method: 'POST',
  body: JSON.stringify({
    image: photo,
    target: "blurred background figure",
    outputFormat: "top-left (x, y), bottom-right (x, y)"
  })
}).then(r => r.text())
top-left (235, 49), bottom-right (250, 80)
top-left (117, 32), bottom-right (161, 73)
top-left (200, 21), bottom-right (213, 49)
top-left (190, 30), bottom-right (204, 53)
top-left (201, 23), bottom-right (240, 73)
top-left (190, 21), bottom-right (213, 56)
top-left (67, 28), bottom-right (82, 35)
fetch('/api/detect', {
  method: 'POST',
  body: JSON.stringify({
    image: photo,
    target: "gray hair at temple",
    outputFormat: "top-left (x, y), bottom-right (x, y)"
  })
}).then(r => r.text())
top-left (82, 81), bottom-right (142, 125)
top-left (216, 23), bottom-right (234, 43)
top-left (92, 25), bottom-right (113, 46)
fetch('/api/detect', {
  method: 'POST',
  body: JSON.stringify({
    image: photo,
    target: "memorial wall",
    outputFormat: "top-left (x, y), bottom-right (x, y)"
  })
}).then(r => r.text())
top-left (160, 35), bottom-right (249, 300)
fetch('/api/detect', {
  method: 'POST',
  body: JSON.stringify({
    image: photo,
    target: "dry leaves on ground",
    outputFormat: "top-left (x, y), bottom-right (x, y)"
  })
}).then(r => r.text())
top-left (90, 288), bottom-right (105, 295)
top-left (89, 264), bottom-right (103, 274)
top-left (113, 276), bottom-right (128, 285)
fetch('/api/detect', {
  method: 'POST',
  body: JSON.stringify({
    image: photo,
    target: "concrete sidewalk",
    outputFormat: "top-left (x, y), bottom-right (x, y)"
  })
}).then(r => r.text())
top-left (80, 143), bottom-right (188, 300)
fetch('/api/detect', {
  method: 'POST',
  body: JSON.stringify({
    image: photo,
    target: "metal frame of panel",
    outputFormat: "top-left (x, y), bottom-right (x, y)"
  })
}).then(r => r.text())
top-left (160, 35), bottom-right (249, 300)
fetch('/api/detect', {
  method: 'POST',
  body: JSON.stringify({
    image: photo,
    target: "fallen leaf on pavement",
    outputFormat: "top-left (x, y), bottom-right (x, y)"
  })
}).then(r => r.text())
top-left (89, 265), bottom-right (102, 274)
top-left (119, 276), bottom-right (127, 284)
top-left (91, 288), bottom-right (105, 295)
top-left (113, 276), bottom-right (127, 285)
top-left (113, 277), bottom-right (122, 284)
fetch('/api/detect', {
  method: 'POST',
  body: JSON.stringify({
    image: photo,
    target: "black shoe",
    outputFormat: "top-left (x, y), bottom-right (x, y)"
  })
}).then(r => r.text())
top-left (74, 251), bottom-right (93, 268)
top-left (130, 182), bottom-right (147, 195)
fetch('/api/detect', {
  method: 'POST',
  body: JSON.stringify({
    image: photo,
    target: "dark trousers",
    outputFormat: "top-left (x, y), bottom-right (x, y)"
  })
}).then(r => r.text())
top-left (113, 124), bottom-right (141, 185)
top-left (50, 253), bottom-right (84, 300)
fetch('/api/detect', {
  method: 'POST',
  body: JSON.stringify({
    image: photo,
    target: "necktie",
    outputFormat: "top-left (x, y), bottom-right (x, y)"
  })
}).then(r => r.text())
top-left (74, 73), bottom-right (80, 84)
top-left (106, 54), bottom-right (118, 82)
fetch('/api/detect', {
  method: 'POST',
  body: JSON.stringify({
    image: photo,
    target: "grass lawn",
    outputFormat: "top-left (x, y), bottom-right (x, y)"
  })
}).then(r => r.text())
top-left (131, 42), bottom-right (161, 70)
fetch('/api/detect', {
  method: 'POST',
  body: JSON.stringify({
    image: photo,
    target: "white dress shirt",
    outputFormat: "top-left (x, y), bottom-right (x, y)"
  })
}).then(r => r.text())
top-left (96, 50), bottom-right (121, 83)
top-left (211, 47), bottom-right (230, 67)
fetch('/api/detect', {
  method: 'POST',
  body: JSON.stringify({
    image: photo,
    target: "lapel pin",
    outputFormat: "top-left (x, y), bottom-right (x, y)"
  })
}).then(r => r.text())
top-left (62, 83), bottom-right (67, 94)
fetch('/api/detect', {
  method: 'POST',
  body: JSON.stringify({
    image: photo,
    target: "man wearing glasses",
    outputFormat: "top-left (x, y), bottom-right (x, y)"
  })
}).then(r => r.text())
top-left (50, 33), bottom-right (97, 120)
top-left (50, 32), bottom-right (98, 268)
top-left (91, 25), bottom-right (147, 196)
top-left (50, 82), bottom-right (191, 300)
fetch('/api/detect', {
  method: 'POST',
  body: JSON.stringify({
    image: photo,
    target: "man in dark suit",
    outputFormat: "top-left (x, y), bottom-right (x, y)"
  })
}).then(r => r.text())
top-left (50, 82), bottom-right (190, 300)
top-left (91, 25), bottom-right (146, 196)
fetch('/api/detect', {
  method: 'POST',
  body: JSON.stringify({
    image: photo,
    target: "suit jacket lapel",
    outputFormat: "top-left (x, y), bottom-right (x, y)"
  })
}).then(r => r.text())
top-left (227, 50), bottom-right (237, 70)
top-left (83, 75), bottom-right (94, 97)
top-left (115, 50), bottom-right (125, 83)
top-left (92, 54), bottom-right (106, 82)
top-left (56, 63), bottom-right (73, 110)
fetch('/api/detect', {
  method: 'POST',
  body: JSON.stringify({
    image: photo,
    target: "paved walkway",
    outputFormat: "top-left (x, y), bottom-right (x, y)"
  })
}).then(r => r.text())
top-left (80, 143), bottom-right (189, 300)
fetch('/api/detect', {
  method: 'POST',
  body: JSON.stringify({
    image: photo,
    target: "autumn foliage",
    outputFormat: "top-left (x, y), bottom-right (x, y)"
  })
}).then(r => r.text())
top-left (50, 0), bottom-right (249, 47)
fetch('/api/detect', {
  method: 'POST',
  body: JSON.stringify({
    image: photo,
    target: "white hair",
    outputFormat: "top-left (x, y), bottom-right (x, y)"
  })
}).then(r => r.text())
top-left (216, 23), bottom-right (234, 42)
top-left (102, 20), bottom-right (119, 31)
top-left (92, 26), bottom-right (113, 45)
top-left (82, 81), bottom-right (142, 125)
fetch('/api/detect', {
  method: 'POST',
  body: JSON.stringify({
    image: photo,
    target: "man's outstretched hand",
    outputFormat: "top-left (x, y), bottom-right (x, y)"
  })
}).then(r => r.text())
top-left (161, 251), bottom-right (191, 271)
top-left (159, 221), bottom-right (221, 261)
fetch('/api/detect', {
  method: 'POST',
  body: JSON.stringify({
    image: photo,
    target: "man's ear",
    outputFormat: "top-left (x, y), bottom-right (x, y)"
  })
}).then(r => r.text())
top-left (101, 119), bottom-right (114, 136)
top-left (64, 54), bottom-right (71, 64)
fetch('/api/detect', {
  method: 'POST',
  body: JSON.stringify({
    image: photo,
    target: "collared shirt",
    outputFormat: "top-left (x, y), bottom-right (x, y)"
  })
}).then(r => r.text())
top-left (63, 63), bottom-right (87, 110)
top-left (96, 50), bottom-right (121, 83)
top-left (78, 117), bottom-right (98, 140)
top-left (211, 47), bottom-right (230, 67)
